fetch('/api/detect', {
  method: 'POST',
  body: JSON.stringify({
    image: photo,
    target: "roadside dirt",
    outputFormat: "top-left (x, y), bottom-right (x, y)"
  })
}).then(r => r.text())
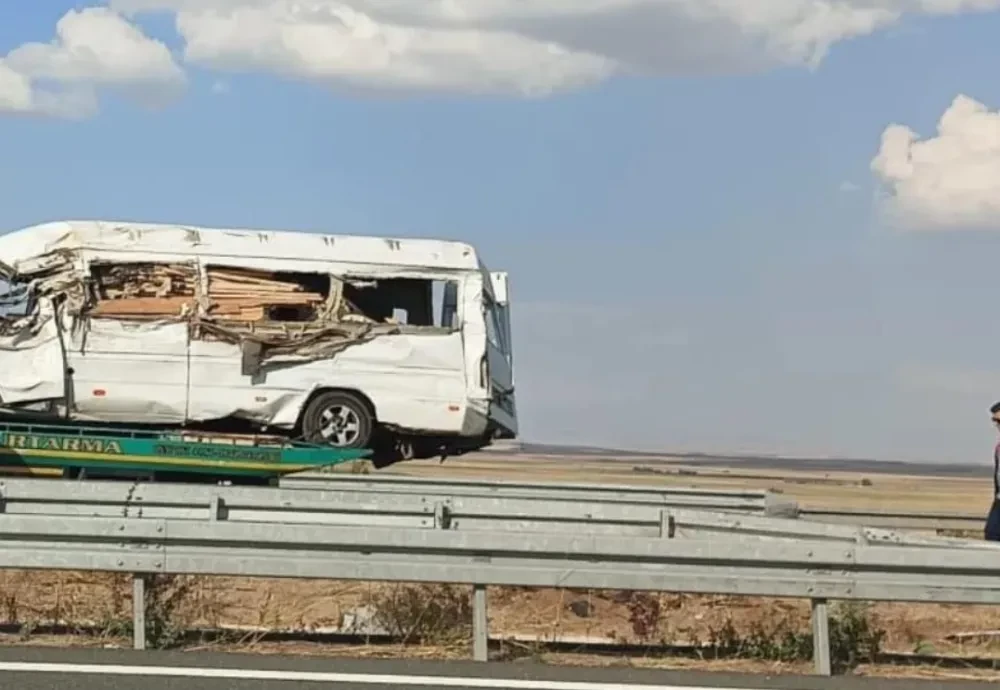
top-left (2, 571), bottom-right (1000, 666)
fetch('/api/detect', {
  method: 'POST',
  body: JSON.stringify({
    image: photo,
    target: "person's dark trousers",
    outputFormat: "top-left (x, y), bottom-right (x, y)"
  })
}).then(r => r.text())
top-left (986, 499), bottom-right (1000, 541)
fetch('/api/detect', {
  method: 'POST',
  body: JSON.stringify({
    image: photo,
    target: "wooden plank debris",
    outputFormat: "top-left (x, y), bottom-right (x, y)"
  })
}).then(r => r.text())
top-left (90, 263), bottom-right (197, 318)
top-left (205, 266), bottom-right (326, 322)
top-left (91, 296), bottom-right (195, 317)
top-left (88, 263), bottom-right (330, 322)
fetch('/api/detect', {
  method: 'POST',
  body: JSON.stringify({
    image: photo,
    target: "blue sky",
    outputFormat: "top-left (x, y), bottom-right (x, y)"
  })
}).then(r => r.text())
top-left (4, 2), bottom-right (1000, 464)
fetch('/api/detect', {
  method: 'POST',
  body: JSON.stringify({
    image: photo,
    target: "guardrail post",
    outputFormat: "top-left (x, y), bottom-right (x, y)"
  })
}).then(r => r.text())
top-left (209, 494), bottom-right (223, 521)
top-left (811, 598), bottom-right (831, 675)
top-left (132, 574), bottom-right (147, 651)
top-left (473, 584), bottom-right (488, 661)
top-left (434, 502), bottom-right (448, 529)
top-left (658, 510), bottom-right (675, 538)
top-left (764, 492), bottom-right (800, 519)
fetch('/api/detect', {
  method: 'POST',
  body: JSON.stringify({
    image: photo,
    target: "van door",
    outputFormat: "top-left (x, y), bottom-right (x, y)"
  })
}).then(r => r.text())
top-left (64, 317), bottom-right (190, 424)
top-left (0, 296), bottom-right (67, 405)
top-left (484, 272), bottom-right (517, 437)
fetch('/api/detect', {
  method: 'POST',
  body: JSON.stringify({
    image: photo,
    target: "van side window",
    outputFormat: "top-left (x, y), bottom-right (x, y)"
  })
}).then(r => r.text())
top-left (88, 261), bottom-right (198, 318)
top-left (343, 277), bottom-right (459, 329)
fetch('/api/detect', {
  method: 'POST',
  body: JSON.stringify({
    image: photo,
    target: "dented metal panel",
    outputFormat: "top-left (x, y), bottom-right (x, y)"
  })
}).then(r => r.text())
top-left (188, 331), bottom-right (470, 432)
top-left (64, 317), bottom-right (189, 424)
top-left (0, 220), bottom-right (482, 272)
top-left (0, 298), bottom-right (65, 404)
top-left (0, 220), bottom-right (518, 441)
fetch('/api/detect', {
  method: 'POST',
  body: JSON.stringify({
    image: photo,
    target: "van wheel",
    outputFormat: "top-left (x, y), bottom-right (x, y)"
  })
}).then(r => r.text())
top-left (301, 391), bottom-right (374, 449)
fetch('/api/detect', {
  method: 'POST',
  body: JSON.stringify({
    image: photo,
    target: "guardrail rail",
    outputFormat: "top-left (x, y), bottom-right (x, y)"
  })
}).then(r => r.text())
top-left (0, 475), bottom-right (999, 676)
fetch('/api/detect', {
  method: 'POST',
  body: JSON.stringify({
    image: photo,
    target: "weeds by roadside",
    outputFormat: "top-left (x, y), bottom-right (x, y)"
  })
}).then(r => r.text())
top-left (622, 592), bottom-right (884, 672)
top-left (142, 575), bottom-right (201, 648)
top-left (0, 573), bottom-right (928, 675)
top-left (0, 571), bottom-right (226, 650)
top-left (367, 583), bottom-right (473, 646)
top-left (360, 585), bottom-right (886, 673)
top-left (702, 601), bottom-right (884, 672)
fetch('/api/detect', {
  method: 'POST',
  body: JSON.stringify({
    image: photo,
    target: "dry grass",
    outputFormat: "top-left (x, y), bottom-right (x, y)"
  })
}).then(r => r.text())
top-left (2, 574), bottom-right (999, 663)
top-left (393, 452), bottom-right (991, 514)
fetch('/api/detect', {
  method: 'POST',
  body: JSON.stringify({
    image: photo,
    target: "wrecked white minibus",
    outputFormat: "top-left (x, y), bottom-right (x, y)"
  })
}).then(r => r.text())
top-left (0, 220), bottom-right (517, 464)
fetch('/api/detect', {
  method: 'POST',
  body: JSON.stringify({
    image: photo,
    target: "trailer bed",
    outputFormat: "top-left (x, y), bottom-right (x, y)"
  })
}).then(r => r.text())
top-left (0, 420), bottom-right (369, 483)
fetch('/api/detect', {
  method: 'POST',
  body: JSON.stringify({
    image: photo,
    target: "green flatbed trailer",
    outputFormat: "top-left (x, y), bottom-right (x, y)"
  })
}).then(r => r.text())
top-left (0, 420), bottom-right (370, 484)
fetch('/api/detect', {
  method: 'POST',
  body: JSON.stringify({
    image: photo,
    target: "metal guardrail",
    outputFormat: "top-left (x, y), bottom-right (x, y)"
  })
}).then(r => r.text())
top-left (801, 507), bottom-right (984, 532)
top-left (283, 472), bottom-right (987, 534)
top-left (0, 477), bottom-right (976, 546)
top-left (280, 472), bottom-right (800, 516)
top-left (0, 509), bottom-right (999, 675)
top-left (0, 476), bottom-right (999, 678)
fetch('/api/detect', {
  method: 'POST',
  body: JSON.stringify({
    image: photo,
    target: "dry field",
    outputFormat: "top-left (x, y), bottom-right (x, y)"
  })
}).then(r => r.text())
top-left (1, 451), bottom-right (998, 680)
top-left (400, 451), bottom-right (992, 514)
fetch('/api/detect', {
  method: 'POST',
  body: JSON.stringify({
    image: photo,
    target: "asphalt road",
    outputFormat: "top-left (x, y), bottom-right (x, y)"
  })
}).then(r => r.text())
top-left (0, 647), bottom-right (996, 690)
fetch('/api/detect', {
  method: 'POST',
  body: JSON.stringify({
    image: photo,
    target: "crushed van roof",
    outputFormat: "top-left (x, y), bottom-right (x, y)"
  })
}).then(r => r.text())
top-left (0, 220), bottom-right (482, 272)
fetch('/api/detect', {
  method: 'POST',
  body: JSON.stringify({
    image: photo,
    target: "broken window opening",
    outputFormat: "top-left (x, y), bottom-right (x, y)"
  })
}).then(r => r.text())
top-left (343, 278), bottom-right (459, 329)
top-left (267, 304), bottom-right (318, 322)
top-left (0, 279), bottom-right (32, 320)
top-left (205, 266), bottom-right (331, 324)
top-left (88, 262), bottom-right (197, 318)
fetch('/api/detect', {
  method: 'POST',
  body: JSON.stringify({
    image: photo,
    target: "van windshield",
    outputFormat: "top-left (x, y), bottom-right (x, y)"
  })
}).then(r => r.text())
top-left (483, 293), bottom-right (507, 354)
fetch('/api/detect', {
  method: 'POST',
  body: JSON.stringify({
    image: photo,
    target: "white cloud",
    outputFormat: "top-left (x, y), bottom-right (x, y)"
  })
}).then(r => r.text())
top-left (0, 7), bottom-right (185, 118)
top-left (0, 58), bottom-right (100, 119)
top-left (2, 0), bottom-right (1000, 112)
top-left (871, 94), bottom-right (1000, 230)
top-left (100, 0), bottom-right (1000, 97)
top-left (173, 4), bottom-right (612, 96)
top-left (0, 62), bottom-right (34, 114)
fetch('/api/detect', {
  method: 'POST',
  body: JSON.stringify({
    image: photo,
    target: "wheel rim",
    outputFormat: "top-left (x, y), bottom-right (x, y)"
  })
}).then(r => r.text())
top-left (318, 404), bottom-right (363, 446)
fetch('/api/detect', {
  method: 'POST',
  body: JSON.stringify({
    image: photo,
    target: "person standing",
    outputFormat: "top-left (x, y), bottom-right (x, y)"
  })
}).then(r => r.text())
top-left (986, 402), bottom-right (1000, 541)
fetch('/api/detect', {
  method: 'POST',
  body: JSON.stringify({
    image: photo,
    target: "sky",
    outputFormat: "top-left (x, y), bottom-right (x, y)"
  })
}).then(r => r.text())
top-left (3, 2), bottom-right (1000, 465)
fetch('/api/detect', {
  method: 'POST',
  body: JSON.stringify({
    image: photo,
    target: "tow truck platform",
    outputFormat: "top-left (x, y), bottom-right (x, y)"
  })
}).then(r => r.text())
top-left (0, 420), bottom-right (370, 483)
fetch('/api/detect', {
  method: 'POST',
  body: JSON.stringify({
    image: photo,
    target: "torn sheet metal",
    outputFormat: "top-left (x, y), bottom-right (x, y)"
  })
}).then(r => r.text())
top-left (0, 220), bottom-right (481, 273)
top-left (0, 298), bottom-right (66, 404)
top-left (0, 227), bottom-right (458, 372)
top-left (64, 316), bottom-right (190, 423)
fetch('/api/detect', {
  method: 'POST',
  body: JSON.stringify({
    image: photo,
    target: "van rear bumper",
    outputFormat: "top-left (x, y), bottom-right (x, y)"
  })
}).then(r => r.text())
top-left (462, 399), bottom-right (491, 436)
top-left (463, 397), bottom-right (517, 440)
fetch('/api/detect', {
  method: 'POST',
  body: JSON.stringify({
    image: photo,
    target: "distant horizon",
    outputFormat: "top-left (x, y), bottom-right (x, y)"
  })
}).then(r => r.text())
top-left (500, 439), bottom-right (987, 472)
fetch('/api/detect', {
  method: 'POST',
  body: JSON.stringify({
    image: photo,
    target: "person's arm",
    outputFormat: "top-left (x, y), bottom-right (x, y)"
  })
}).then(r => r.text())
top-left (993, 443), bottom-right (999, 498)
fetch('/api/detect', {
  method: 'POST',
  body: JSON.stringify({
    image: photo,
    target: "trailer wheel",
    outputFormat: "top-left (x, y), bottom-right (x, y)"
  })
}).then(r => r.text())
top-left (301, 390), bottom-right (374, 449)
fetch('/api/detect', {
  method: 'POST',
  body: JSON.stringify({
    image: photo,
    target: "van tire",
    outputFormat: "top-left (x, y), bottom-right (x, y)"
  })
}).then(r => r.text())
top-left (300, 390), bottom-right (375, 449)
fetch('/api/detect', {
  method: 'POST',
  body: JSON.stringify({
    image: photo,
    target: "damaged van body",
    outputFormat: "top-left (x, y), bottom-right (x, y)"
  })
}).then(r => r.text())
top-left (0, 220), bottom-right (517, 464)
